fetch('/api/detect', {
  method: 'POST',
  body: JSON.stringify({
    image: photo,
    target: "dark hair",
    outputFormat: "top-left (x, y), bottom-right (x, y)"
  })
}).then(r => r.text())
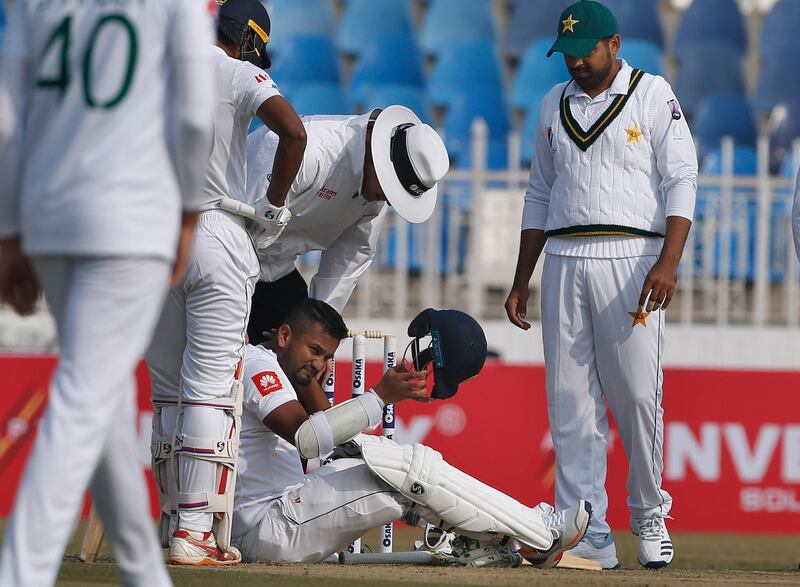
top-left (284, 299), bottom-right (349, 340)
top-left (218, 15), bottom-right (244, 48)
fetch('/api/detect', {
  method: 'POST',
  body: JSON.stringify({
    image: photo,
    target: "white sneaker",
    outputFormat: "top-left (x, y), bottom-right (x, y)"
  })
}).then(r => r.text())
top-left (569, 534), bottom-right (621, 569)
top-left (167, 530), bottom-right (242, 566)
top-left (521, 500), bottom-right (592, 569)
top-left (633, 515), bottom-right (673, 569)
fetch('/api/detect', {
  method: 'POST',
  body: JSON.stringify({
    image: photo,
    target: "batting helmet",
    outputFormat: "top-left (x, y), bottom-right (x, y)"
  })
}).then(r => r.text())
top-left (217, 0), bottom-right (272, 69)
top-left (407, 308), bottom-right (487, 400)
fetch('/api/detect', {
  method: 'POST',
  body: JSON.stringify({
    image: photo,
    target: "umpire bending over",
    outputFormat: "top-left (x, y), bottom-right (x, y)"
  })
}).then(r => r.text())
top-left (505, 0), bottom-right (697, 570)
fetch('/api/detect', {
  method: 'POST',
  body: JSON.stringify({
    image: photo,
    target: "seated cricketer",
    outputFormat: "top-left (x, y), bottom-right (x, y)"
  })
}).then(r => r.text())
top-left (230, 299), bottom-right (592, 567)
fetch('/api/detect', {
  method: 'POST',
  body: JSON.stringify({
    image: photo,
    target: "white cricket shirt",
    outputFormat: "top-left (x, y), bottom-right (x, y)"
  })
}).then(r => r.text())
top-left (201, 46), bottom-right (281, 210)
top-left (246, 114), bottom-right (387, 311)
top-left (0, 0), bottom-right (214, 259)
top-left (233, 344), bottom-right (306, 540)
top-left (522, 60), bottom-right (698, 258)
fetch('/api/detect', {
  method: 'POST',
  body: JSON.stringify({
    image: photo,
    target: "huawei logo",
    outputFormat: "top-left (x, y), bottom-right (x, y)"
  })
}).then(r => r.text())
top-left (251, 370), bottom-right (283, 396)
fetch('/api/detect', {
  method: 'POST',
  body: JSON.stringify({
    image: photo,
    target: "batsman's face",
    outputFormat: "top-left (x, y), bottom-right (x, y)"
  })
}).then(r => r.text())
top-left (564, 36), bottom-right (619, 88)
top-left (281, 321), bottom-right (339, 386)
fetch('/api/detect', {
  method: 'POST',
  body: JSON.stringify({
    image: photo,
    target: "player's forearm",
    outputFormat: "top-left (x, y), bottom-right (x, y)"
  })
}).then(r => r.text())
top-left (512, 229), bottom-right (547, 290)
top-left (659, 216), bottom-right (692, 266)
top-left (294, 379), bottom-right (333, 414)
top-left (265, 133), bottom-right (306, 207)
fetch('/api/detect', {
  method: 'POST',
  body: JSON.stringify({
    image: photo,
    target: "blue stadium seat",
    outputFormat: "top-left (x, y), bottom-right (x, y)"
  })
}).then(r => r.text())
top-left (420, 0), bottom-right (496, 58)
top-left (602, 0), bottom-right (663, 48)
top-left (769, 100), bottom-right (800, 173)
top-left (291, 83), bottom-right (350, 116)
top-left (520, 105), bottom-right (541, 167)
top-left (429, 40), bottom-right (504, 108)
top-left (0, 2), bottom-right (5, 49)
top-left (505, 0), bottom-right (572, 60)
top-left (675, 44), bottom-right (746, 117)
top-left (358, 85), bottom-right (433, 123)
top-left (618, 39), bottom-right (665, 77)
top-left (269, 35), bottom-right (340, 98)
top-left (443, 88), bottom-right (511, 169)
top-left (755, 50), bottom-right (800, 114)
top-left (693, 94), bottom-right (757, 160)
top-left (337, 0), bottom-right (414, 56)
top-left (674, 0), bottom-right (747, 60)
top-left (760, 0), bottom-right (800, 60)
top-left (510, 39), bottom-right (569, 113)
top-left (267, 0), bottom-right (334, 56)
top-left (350, 36), bottom-right (425, 107)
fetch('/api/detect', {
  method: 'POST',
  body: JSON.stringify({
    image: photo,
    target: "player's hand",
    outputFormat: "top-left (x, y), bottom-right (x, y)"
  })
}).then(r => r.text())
top-left (373, 363), bottom-right (429, 405)
top-left (639, 257), bottom-right (679, 312)
top-left (317, 357), bottom-right (334, 387)
top-left (170, 211), bottom-right (198, 289)
top-left (0, 237), bottom-right (40, 316)
top-left (253, 202), bottom-right (291, 249)
top-left (504, 287), bottom-right (531, 330)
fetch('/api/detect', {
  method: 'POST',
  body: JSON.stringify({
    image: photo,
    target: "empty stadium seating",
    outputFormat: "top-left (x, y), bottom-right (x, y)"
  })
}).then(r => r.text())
top-left (674, 0), bottom-right (748, 60)
top-left (420, 0), bottom-right (497, 58)
top-left (443, 88), bottom-right (511, 169)
top-left (291, 83), bottom-right (350, 116)
top-left (428, 40), bottom-right (504, 108)
top-left (336, 0), bottom-right (415, 56)
top-left (604, 0), bottom-right (664, 48)
top-left (510, 39), bottom-right (569, 113)
top-left (350, 36), bottom-right (425, 108)
top-left (358, 85), bottom-right (433, 123)
top-left (269, 35), bottom-right (340, 99)
top-left (504, 0), bottom-right (572, 60)
top-left (675, 43), bottom-right (747, 116)
top-left (267, 0), bottom-right (334, 56)
top-left (693, 94), bottom-right (758, 160)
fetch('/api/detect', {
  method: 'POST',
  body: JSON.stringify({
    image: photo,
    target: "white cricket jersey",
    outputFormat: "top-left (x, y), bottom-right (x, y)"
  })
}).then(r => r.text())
top-left (246, 114), bottom-right (387, 311)
top-left (522, 60), bottom-right (698, 259)
top-left (234, 344), bottom-right (306, 540)
top-left (201, 46), bottom-right (281, 210)
top-left (0, 0), bottom-right (214, 259)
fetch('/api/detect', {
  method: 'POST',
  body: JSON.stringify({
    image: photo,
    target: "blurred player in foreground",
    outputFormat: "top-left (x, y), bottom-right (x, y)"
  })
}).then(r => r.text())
top-left (230, 300), bottom-right (591, 567)
top-left (245, 106), bottom-right (449, 344)
top-left (0, 0), bottom-right (215, 585)
top-left (505, 0), bottom-right (697, 570)
top-left (146, 0), bottom-right (306, 566)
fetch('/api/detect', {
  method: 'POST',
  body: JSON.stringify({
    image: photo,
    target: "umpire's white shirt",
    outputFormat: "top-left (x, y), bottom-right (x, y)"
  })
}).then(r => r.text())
top-left (246, 114), bottom-right (387, 312)
top-left (201, 46), bottom-right (281, 211)
top-left (233, 344), bottom-right (306, 541)
top-left (522, 60), bottom-right (698, 259)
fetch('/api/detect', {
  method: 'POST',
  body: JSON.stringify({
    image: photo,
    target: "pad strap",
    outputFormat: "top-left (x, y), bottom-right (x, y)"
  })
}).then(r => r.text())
top-left (308, 412), bottom-right (335, 457)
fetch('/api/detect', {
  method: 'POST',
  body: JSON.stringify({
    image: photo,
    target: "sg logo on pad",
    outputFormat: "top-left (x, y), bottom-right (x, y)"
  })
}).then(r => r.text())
top-left (252, 371), bottom-right (283, 396)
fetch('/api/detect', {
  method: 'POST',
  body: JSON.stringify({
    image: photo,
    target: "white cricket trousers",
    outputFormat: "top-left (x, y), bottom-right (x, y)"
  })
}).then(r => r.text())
top-left (235, 459), bottom-right (406, 563)
top-left (541, 253), bottom-right (672, 540)
top-left (146, 210), bottom-right (259, 532)
top-left (0, 256), bottom-right (173, 587)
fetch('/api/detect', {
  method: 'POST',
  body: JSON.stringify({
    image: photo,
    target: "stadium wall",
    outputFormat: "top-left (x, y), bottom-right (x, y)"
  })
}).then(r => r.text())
top-left (1, 354), bottom-right (798, 534)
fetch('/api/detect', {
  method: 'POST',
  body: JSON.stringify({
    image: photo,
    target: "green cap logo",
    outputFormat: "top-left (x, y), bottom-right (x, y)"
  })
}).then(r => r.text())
top-left (548, 0), bottom-right (619, 58)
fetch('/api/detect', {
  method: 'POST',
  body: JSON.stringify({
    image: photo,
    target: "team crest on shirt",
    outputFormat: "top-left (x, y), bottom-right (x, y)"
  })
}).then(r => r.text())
top-left (252, 371), bottom-right (283, 396)
top-left (625, 124), bottom-right (643, 144)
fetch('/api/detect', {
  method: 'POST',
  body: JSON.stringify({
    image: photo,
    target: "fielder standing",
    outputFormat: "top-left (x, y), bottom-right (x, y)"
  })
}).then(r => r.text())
top-left (505, 0), bottom-right (697, 569)
top-left (0, 0), bottom-right (215, 585)
top-left (245, 106), bottom-right (449, 344)
top-left (146, 0), bottom-right (306, 566)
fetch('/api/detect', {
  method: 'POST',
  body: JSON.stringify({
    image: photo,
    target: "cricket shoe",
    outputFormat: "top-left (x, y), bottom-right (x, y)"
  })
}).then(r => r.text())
top-left (520, 500), bottom-right (592, 569)
top-left (166, 530), bottom-right (242, 566)
top-left (568, 533), bottom-right (621, 569)
top-left (633, 515), bottom-right (673, 569)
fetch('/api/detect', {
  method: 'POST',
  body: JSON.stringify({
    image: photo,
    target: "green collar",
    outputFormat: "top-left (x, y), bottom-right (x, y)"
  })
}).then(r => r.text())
top-left (559, 68), bottom-right (644, 152)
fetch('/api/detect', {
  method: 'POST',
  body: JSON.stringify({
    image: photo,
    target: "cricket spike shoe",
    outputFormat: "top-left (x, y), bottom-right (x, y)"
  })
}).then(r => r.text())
top-left (633, 515), bottom-right (673, 569)
top-left (166, 530), bottom-right (242, 566)
top-left (520, 500), bottom-right (592, 569)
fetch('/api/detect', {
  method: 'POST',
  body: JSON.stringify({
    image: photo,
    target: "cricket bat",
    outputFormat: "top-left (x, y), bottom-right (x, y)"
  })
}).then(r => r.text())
top-left (79, 505), bottom-right (105, 563)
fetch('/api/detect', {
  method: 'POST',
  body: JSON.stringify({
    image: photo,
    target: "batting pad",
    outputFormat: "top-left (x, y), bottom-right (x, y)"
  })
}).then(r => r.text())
top-left (360, 437), bottom-right (553, 551)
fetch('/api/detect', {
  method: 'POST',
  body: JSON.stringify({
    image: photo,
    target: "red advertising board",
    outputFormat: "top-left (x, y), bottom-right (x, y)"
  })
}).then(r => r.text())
top-left (1, 356), bottom-right (798, 533)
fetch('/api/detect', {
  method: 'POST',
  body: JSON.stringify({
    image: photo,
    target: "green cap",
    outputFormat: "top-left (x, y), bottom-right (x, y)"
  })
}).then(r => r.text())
top-left (547, 0), bottom-right (619, 58)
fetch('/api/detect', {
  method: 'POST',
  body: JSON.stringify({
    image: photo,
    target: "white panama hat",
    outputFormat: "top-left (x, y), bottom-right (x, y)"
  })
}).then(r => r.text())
top-left (370, 105), bottom-right (450, 224)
